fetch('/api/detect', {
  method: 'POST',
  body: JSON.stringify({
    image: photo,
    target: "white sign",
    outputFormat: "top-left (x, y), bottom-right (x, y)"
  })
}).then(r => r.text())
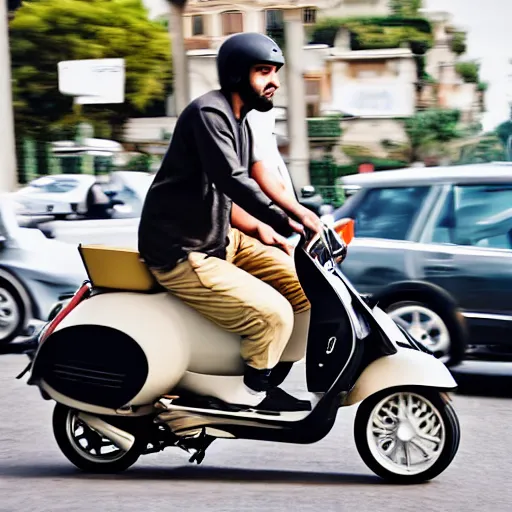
top-left (331, 82), bottom-right (415, 117)
top-left (58, 58), bottom-right (125, 105)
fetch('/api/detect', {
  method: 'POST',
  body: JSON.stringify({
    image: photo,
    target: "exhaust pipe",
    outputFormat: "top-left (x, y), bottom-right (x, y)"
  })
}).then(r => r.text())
top-left (77, 412), bottom-right (135, 452)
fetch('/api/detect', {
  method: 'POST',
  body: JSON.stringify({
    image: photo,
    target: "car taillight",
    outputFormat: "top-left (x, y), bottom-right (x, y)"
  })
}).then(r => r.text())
top-left (39, 282), bottom-right (92, 344)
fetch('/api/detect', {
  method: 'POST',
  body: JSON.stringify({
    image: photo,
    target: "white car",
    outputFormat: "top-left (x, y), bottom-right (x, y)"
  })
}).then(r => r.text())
top-left (13, 174), bottom-right (97, 219)
top-left (13, 171), bottom-right (154, 221)
top-left (0, 195), bottom-right (87, 343)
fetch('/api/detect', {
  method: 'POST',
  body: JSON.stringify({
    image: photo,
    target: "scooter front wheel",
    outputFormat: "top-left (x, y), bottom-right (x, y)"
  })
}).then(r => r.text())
top-left (52, 404), bottom-right (142, 473)
top-left (354, 387), bottom-right (460, 484)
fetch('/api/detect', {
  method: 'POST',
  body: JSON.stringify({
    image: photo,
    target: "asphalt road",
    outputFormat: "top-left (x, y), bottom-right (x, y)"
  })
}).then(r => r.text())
top-left (1, 354), bottom-right (512, 512)
top-left (6, 218), bottom-right (511, 510)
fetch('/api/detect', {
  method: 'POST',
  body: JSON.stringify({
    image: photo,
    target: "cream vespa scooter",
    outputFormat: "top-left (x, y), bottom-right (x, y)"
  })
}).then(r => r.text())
top-left (15, 220), bottom-right (460, 483)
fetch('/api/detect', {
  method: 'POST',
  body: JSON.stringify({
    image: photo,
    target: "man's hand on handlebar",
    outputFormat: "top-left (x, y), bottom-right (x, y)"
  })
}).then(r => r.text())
top-left (288, 207), bottom-right (324, 236)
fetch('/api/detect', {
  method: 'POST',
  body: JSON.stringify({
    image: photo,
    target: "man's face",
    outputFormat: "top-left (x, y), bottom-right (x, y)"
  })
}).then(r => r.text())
top-left (248, 64), bottom-right (280, 109)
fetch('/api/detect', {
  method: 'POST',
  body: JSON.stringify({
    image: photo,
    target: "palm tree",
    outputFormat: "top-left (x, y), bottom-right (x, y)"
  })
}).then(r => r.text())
top-left (167, 0), bottom-right (189, 115)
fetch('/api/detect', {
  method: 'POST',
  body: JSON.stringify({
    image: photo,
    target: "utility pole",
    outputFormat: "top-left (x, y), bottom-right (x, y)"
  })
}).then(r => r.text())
top-left (284, 8), bottom-right (310, 192)
top-left (168, 0), bottom-right (189, 116)
top-left (0, 0), bottom-right (17, 192)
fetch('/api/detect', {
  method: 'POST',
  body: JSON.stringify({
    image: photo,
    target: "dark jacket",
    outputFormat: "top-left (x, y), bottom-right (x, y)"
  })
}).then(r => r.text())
top-left (138, 89), bottom-right (292, 271)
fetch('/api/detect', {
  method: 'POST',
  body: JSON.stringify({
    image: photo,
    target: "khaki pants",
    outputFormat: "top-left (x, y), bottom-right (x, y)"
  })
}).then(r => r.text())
top-left (151, 228), bottom-right (310, 370)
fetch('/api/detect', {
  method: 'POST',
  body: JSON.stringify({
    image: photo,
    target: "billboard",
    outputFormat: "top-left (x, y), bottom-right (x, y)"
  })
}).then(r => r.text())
top-left (58, 58), bottom-right (125, 105)
top-left (330, 81), bottom-right (415, 117)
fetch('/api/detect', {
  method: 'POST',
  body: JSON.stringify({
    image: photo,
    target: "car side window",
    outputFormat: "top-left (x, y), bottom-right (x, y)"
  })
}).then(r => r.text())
top-left (433, 184), bottom-right (512, 250)
top-left (352, 186), bottom-right (431, 241)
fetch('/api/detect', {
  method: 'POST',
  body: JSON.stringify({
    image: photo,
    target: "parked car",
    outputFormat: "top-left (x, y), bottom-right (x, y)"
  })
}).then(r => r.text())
top-left (0, 195), bottom-right (86, 343)
top-left (12, 171), bottom-right (154, 221)
top-left (324, 162), bottom-right (512, 366)
top-left (298, 185), bottom-right (334, 216)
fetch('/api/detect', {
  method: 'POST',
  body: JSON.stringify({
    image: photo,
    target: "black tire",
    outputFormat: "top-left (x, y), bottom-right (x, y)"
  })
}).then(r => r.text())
top-left (379, 296), bottom-right (467, 367)
top-left (354, 387), bottom-right (460, 484)
top-left (0, 276), bottom-right (27, 344)
top-left (52, 404), bottom-right (142, 473)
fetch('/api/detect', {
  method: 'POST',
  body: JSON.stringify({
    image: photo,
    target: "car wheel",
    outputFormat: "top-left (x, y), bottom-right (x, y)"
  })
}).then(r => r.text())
top-left (385, 300), bottom-right (465, 367)
top-left (0, 277), bottom-right (27, 344)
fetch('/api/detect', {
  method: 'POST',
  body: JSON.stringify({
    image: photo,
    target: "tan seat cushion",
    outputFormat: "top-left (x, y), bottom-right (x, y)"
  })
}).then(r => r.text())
top-left (78, 244), bottom-right (161, 292)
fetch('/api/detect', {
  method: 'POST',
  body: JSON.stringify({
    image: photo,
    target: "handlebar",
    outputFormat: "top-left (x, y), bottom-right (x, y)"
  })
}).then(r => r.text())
top-left (300, 223), bottom-right (347, 265)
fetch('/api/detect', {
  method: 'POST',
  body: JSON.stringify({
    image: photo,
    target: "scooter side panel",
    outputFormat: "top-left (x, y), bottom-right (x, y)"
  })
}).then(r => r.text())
top-left (52, 292), bottom-right (249, 405)
top-left (343, 348), bottom-right (458, 406)
top-left (39, 381), bottom-right (155, 417)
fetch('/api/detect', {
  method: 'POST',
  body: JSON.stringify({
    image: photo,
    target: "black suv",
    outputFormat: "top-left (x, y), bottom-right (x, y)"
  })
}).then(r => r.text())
top-left (328, 163), bottom-right (512, 366)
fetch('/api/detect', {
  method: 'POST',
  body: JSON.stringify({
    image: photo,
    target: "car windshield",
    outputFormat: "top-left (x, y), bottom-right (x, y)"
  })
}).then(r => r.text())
top-left (29, 177), bottom-right (80, 194)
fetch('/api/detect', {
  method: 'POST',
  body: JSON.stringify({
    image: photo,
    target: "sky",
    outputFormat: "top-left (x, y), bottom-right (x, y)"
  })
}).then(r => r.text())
top-left (424, 0), bottom-right (512, 131)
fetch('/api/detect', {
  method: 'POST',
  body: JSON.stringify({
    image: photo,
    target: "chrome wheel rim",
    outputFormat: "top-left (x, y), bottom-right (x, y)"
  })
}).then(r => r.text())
top-left (388, 304), bottom-right (451, 363)
top-left (65, 410), bottom-right (127, 463)
top-left (367, 392), bottom-right (446, 476)
top-left (0, 287), bottom-right (20, 340)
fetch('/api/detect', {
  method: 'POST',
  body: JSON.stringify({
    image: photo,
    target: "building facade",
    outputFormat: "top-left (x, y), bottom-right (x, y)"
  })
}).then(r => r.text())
top-left (133, 2), bottom-right (484, 168)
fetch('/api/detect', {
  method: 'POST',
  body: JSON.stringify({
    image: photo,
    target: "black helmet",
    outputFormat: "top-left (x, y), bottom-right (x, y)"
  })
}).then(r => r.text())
top-left (217, 32), bottom-right (285, 112)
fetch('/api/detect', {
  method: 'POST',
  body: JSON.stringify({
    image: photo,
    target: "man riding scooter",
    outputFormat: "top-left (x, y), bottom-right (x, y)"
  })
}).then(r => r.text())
top-left (138, 33), bottom-right (324, 413)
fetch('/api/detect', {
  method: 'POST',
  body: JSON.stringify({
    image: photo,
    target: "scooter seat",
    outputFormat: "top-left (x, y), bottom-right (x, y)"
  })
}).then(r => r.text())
top-left (78, 244), bottom-right (163, 293)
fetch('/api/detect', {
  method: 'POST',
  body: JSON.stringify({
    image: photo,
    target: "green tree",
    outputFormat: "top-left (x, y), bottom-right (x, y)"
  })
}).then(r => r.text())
top-left (404, 109), bottom-right (461, 162)
top-left (450, 31), bottom-right (467, 55)
top-left (496, 120), bottom-right (512, 159)
top-left (456, 134), bottom-right (506, 164)
top-left (310, 16), bottom-right (433, 55)
top-left (9, 0), bottom-right (172, 141)
top-left (389, 0), bottom-right (423, 17)
top-left (455, 61), bottom-right (480, 83)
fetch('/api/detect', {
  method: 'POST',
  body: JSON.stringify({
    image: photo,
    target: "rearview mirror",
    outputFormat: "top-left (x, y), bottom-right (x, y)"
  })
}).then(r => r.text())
top-left (300, 185), bottom-right (316, 199)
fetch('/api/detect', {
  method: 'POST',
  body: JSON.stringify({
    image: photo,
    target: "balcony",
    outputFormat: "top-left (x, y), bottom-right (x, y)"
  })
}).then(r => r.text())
top-left (307, 117), bottom-right (342, 140)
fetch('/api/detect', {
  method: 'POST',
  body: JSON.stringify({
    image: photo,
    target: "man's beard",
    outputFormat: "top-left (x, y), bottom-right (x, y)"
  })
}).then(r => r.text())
top-left (239, 82), bottom-right (274, 113)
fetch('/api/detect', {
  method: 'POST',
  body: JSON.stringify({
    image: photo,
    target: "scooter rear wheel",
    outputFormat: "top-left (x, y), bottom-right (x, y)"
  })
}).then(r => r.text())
top-left (354, 387), bottom-right (460, 484)
top-left (52, 404), bottom-right (142, 473)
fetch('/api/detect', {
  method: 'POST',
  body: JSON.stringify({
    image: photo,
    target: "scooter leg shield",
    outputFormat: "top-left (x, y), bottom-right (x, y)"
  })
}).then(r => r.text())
top-left (279, 310), bottom-right (311, 363)
top-left (343, 348), bottom-right (458, 406)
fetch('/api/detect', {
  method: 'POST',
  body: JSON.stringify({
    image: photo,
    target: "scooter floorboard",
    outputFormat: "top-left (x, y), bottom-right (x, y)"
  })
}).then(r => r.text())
top-left (155, 397), bottom-right (316, 423)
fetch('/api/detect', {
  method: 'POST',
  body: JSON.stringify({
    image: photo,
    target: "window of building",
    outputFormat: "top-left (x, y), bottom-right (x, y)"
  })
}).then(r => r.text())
top-left (222, 11), bottom-right (243, 36)
top-left (266, 9), bottom-right (284, 31)
top-left (305, 78), bottom-right (321, 96)
top-left (303, 7), bottom-right (317, 25)
top-left (305, 77), bottom-right (322, 117)
top-left (192, 15), bottom-right (204, 36)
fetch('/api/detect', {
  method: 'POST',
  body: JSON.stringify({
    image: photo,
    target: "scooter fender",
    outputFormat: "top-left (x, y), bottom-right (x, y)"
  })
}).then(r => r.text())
top-left (343, 348), bottom-right (458, 406)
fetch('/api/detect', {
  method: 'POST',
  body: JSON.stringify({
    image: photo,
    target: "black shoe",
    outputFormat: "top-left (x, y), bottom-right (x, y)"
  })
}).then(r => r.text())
top-left (253, 387), bottom-right (312, 412)
top-left (268, 362), bottom-right (294, 388)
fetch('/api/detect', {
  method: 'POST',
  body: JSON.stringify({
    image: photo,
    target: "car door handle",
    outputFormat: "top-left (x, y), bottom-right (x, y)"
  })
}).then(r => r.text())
top-left (429, 252), bottom-right (454, 261)
top-left (424, 264), bottom-right (457, 276)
